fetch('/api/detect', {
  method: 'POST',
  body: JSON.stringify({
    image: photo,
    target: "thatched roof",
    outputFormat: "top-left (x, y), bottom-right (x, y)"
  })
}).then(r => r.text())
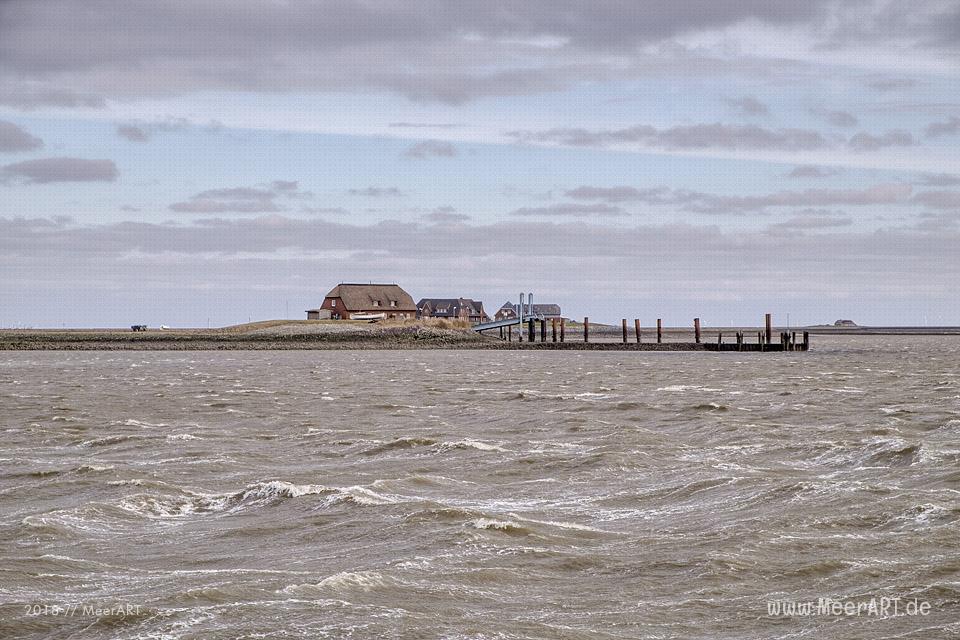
top-left (324, 283), bottom-right (416, 311)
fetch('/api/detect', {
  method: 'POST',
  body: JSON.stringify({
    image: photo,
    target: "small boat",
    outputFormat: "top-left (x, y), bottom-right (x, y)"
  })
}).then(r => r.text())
top-left (350, 313), bottom-right (386, 321)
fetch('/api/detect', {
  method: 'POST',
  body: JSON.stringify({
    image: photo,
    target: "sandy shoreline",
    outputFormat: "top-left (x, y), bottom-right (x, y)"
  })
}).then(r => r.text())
top-left (0, 320), bottom-right (725, 350)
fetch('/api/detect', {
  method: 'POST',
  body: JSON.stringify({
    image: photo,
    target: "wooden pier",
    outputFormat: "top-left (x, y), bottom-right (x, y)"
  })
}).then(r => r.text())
top-left (473, 314), bottom-right (811, 352)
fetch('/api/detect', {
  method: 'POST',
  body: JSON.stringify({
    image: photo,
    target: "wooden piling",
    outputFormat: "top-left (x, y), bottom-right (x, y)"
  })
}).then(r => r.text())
top-left (541, 319), bottom-right (546, 342)
top-left (694, 318), bottom-right (701, 344)
top-left (657, 318), bottom-right (662, 344)
top-left (621, 319), bottom-right (628, 344)
top-left (552, 317), bottom-right (557, 342)
top-left (560, 318), bottom-right (565, 342)
top-left (528, 318), bottom-right (535, 343)
top-left (508, 324), bottom-right (512, 342)
top-left (803, 331), bottom-right (809, 351)
top-left (718, 331), bottom-right (722, 346)
top-left (765, 313), bottom-right (772, 344)
top-left (584, 317), bottom-right (589, 343)
top-left (634, 319), bottom-right (641, 343)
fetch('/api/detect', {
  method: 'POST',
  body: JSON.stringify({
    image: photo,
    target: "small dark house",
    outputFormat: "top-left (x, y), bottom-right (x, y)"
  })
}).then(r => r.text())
top-left (417, 298), bottom-right (489, 323)
top-left (494, 301), bottom-right (562, 321)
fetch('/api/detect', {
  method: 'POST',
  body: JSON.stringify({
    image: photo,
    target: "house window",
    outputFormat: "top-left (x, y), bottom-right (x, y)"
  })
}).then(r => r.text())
top-left (373, 300), bottom-right (381, 307)
top-left (390, 300), bottom-right (397, 307)
top-left (331, 299), bottom-right (337, 307)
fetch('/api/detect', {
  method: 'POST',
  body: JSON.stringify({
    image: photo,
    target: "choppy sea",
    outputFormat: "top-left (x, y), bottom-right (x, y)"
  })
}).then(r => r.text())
top-left (1, 335), bottom-right (958, 638)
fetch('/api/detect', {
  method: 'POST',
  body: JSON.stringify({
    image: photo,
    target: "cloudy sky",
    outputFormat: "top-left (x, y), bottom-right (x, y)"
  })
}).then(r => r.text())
top-left (2, 1), bottom-right (959, 327)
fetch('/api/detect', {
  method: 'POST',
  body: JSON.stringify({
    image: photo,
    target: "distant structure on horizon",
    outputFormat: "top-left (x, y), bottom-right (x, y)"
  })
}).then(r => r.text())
top-left (306, 283), bottom-right (416, 320)
top-left (417, 298), bottom-right (489, 324)
top-left (494, 301), bottom-right (562, 321)
top-left (834, 319), bottom-right (859, 327)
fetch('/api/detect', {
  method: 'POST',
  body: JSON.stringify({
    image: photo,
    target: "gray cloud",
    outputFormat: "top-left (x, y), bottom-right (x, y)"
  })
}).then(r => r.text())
top-left (169, 181), bottom-right (309, 214)
top-left (300, 206), bottom-right (348, 215)
top-left (912, 191), bottom-right (960, 210)
top-left (727, 96), bottom-right (769, 116)
top-left (1, 214), bottom-right (955, 285)
top-left (847, 130), bottom-right (915, 151)
top-left (1, 157), bottom-right (117, 183)
top-left (564, 186), bottom-right (672, 203)
top-left (565, 183), bottom-right (913, 213)
top-left (510, 203), bottom-right (627, 217)
top-left (508, 123), bottom-right (829, 151)
top-left (913, 212), bottom-right (960, 232)
top-left (348, 187), bottom-right (404, 197)
top-left (193, 187), bottom-right (276, 200)
top-left (515, 123), bottom-right (922, 154)
top-left (116, 125), bottom-right (149, 142)
top-left (918, 173), bottom-right (960, 186)
top-left (0, 85), bottom-right (105, 110)
top-left (786, 165), bottom-right (841, 178)
top-left (115, 117), bottom-right (209, 143)
top-left (404, 140), bottom-right (458, 158)
top-left (169, 200), bottom-right (282, 214)
top-left (0, 120), bottom-right (43, 151)
top-left (810, 108), bottom-right (858, 127)
top-left (767, 211), bottom-right (853, 234)
top-left (925, 116), bottom-right (960, 138)
top-left (423, 206), bottom-right (470, 223)
top-left (4, 213), bottom-right (958, 327)
top-left (0, 1), bottom-right (930, 106)
top-left (389, 122), bottom-right (461, 129)
top-left (867, 78), bottom-right (919, 92)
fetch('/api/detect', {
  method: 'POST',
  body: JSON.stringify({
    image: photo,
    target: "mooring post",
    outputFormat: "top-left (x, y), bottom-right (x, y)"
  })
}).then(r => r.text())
top-left (528, 318), bottom-right (535, 343)
top-left (508, 324), bottom-right (512, 342)
top-left (584, 317), bottom-right (589, 343)
top-left (635, 318), bottom-right (641, 343)
top-left (694, 317), bottom-right (701, 344)
top-left (499, 326), bottom-right (504, 340)
top-left (765, 313), bottom-right (772, 344)
top-left (552, 317), bottom-right (557, 342)
top-left (791, 331), bottom-right (797, 351)
top-left (803, 331), bottom-right (809, 351)
top-left (657, 318), bottom-right (662, 344)
top-left (560, 318), bottom-right (565, 342)
top-left (622, 319), bottom-right (627, 344)
top-left (541, 319), bottom-right (546, 342)
top-left (759, 331), bottom-right (764, 352)
top-left (718, 331), bottom-right (722, 346)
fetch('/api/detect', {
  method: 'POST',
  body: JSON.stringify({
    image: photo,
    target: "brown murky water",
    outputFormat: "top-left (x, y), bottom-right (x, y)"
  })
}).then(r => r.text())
top-left (1, 336), bottom-right (958, 639)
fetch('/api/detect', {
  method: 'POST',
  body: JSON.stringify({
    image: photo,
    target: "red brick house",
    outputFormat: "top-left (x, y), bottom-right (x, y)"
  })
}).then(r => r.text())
top-left (416, 298), bottom-right (489, 323)
top-left (312, 283), bottom-right (417, 320)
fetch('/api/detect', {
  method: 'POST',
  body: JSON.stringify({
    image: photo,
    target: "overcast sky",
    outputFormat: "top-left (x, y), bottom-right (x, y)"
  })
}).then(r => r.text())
top-left (1, 1), bottom-right (959, 327)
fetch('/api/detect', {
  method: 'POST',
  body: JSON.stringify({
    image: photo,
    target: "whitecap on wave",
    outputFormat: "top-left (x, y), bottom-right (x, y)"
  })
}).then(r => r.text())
top-left (281, 570), bottom-right (394, 595)
top-left (434, 439), bottom-right (509, 453)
